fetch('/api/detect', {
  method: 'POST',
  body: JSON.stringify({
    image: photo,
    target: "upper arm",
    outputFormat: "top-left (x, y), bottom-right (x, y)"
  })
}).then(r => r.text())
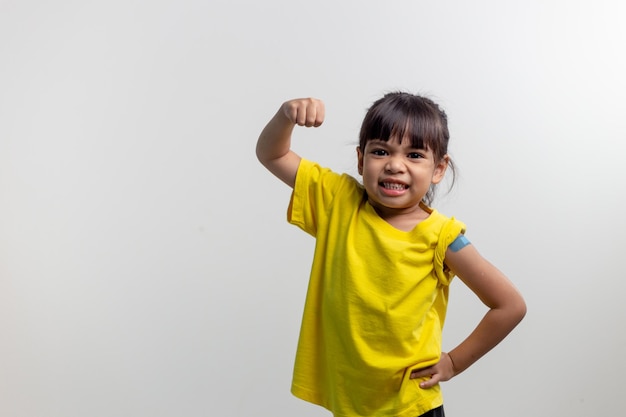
top-left (258, 150), bottom-right (302, 188)
top-left (445, 243), bottom-right (526, 313)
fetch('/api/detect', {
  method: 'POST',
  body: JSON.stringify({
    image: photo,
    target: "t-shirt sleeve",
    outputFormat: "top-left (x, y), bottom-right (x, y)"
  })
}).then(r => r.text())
top-left (433, 217), bottom-right (467, 286)
top-left (287, 159), bottom-right (344, 237)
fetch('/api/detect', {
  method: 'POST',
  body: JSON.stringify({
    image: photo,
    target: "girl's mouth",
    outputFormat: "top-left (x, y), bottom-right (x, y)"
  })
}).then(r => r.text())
top-left (381, 182), bottom-right (408, 190)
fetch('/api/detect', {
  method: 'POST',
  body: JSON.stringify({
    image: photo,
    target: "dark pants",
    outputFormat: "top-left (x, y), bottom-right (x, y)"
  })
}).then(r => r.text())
top-left (420, 405), bottom-right (445, 417)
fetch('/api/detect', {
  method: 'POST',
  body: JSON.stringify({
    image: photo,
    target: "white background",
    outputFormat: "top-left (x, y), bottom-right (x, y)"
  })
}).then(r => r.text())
top-left (1, 1), bottom-right (625, 416)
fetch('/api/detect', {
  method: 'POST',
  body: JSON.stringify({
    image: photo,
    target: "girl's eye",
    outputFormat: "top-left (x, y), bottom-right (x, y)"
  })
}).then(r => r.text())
top-left (371, 149), bottom-right (388, 156)
top-left (408, 152), bottom-right (424, 159)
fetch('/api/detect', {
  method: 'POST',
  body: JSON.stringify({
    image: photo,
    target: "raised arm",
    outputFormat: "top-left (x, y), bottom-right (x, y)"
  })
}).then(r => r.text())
top-left (412, 243), bottom-right (527, 388)
top-left (256, 98), bottom-right (325, 188)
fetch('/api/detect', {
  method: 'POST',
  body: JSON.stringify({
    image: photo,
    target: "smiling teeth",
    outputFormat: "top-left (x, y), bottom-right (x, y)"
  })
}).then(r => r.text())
top-left (383, 182), bottom-right (406, 190)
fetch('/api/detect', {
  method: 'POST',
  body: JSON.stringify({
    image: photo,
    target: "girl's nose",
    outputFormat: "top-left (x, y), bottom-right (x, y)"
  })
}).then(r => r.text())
top-left (385, 156), bottom-right (405, 173)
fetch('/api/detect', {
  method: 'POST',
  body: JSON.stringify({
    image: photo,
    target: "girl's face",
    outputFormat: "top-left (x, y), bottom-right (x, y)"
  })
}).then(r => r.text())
top-left (357, 136), bottom-right (448, 219)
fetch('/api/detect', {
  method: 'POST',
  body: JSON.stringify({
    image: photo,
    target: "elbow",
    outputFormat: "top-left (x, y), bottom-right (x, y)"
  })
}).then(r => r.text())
top-left (255, 141), bottom-right (282, 168)
top-left (256, 147), bottom-right (275, 171)
top-left (512, 294), bottom-right (527, 325)
top-left (255, 142), bottom-right (267, 165)
top-left (495, 291), bottom-right (527, 328)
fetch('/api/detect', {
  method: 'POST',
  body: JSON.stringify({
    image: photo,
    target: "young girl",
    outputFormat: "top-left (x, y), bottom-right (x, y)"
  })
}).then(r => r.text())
top-left (256, 92), bottom-right (526, 417)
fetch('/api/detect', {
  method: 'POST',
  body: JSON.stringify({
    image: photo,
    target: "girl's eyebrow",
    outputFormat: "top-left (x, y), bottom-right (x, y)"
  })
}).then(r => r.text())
top-left (367, 139), bottom-right (430, 152)
top-left (365, 140), bottom-right (389, 148)
top-left (385, 141), bottom-right (429, 151)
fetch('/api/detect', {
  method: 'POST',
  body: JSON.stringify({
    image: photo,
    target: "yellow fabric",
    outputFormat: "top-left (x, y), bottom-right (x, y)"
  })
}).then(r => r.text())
top-left (288, 160), bottom-right (466, 417)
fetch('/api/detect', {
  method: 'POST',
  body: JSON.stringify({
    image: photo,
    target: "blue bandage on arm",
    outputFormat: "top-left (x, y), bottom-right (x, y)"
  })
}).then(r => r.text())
top-left (448, 234), bottom-right (470, 252)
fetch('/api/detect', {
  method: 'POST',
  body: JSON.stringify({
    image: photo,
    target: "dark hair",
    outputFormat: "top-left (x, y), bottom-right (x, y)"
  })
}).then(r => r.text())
top-left (358, 92), bottom-right (456, 204)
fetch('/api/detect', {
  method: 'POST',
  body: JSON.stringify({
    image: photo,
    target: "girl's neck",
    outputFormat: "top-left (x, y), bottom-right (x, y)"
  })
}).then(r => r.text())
top-left (370, 200), bottom-right (432, 232)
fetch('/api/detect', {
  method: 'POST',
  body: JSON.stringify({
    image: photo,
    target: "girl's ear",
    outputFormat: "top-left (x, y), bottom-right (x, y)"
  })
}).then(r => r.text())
top-left (431, 154), bottom-right (450, 184)
top-left (356, 146), bottom-right (364, 175)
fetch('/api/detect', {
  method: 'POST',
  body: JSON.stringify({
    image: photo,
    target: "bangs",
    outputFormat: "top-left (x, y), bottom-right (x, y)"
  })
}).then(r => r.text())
top-left (359, 93), bottom-right (449, 158)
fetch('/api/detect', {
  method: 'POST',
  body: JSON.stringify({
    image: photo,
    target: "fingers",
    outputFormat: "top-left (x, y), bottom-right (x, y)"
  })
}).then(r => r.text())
top-left (409, 353), bottom-right (456, 389)
top-left (282, 98), bottom-right (325, 127)
top-left (410, 366), bottom-right (443, 389)
top-left (410, 366), bottom-right (436, 381)
top-left (418, 373), bottom-right (441, 389)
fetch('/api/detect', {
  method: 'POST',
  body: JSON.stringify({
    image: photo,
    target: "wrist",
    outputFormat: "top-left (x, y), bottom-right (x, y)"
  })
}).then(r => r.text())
top-left (447, 351), bottom-right (458, 375)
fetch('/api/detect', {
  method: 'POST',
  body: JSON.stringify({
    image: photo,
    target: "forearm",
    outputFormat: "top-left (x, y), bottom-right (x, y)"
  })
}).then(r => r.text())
top-left (256, 107), bottom-right (302, 187)
top-left (448, 302), bottom-right (526, 375)
top-left (256, 108), bottom-right (296, 165)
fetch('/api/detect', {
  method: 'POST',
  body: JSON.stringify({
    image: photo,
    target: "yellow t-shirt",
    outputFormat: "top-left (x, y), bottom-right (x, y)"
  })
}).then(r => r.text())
top-left (288, 159), bottom-right (465, 417)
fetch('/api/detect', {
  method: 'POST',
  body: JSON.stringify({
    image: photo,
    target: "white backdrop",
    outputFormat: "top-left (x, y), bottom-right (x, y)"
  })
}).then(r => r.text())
top-left (1, 1), bottom-right (625, 416)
